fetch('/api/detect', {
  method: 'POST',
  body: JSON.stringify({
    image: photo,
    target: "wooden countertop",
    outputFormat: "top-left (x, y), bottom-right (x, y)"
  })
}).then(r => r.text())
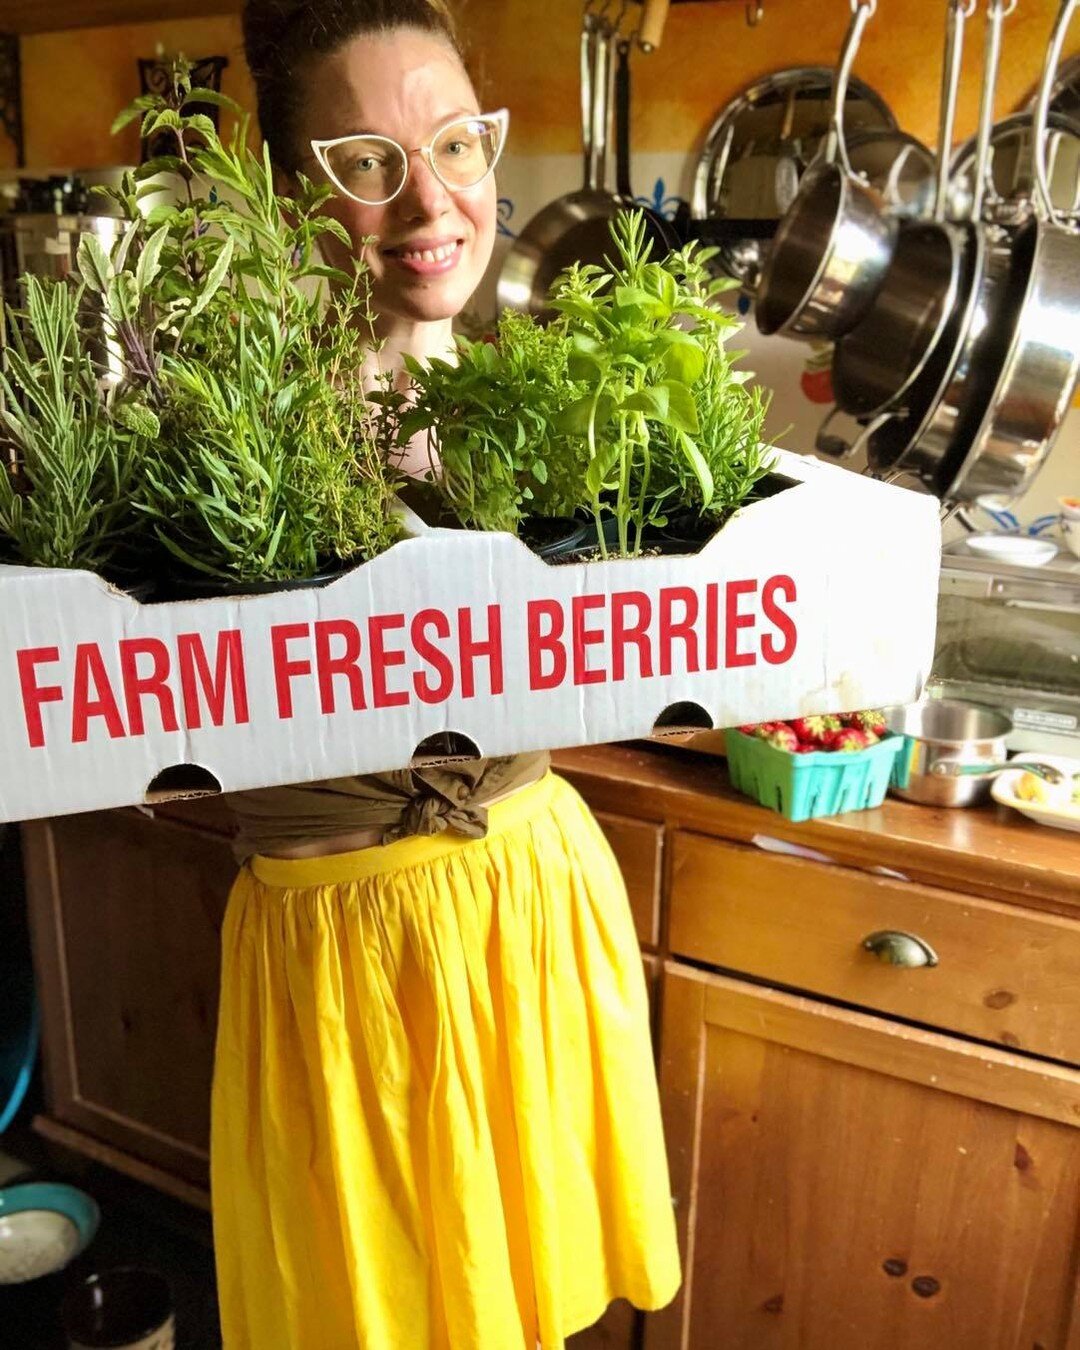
top-left (552, 742), bottom-right (1080, 920)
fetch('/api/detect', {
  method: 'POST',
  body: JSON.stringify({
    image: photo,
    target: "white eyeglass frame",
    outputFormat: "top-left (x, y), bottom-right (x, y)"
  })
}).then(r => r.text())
top-left (310, 108), bottom-right (510, 206)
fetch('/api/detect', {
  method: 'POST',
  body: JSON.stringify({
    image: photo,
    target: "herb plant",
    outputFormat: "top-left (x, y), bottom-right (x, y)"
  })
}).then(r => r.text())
top-left (551, 210), bottom-right (773, 556)
top-left (80, 61), bottom-right (399, 584)
top-left (395, 308), bottom-right (588, 533)
top-left (0, 275), bottom-right (143, 573)
top-left (396, 209), bottom-right (773, 558)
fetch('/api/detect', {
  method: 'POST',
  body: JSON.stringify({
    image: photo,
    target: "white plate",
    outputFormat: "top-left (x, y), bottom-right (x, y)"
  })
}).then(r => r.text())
top-left (964, 534), bottom-right (1058, 566)
top-left (991, 754), bottom-right (1080, 833)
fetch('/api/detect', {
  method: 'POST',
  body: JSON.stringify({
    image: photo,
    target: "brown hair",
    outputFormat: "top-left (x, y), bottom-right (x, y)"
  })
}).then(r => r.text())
top-left (242, 0), bottom-right (463, 172)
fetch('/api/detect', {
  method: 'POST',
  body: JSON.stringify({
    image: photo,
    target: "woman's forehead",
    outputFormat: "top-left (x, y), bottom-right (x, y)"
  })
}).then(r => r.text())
top-left (302, 29), bottom-right (479, 142)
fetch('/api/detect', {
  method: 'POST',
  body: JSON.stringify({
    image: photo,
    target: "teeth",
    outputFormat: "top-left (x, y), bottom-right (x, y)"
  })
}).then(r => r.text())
top-left (399, 243), bottom-right (457, 263)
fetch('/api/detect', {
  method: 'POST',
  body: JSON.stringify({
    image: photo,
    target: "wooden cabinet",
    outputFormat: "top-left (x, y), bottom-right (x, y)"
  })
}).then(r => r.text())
top-left (22, 806), bottom-right (234, 1199)
top-left (19, 745), bottom-right (1080, 1347)
top-left (650, 966), bottom-right (1080, 1350)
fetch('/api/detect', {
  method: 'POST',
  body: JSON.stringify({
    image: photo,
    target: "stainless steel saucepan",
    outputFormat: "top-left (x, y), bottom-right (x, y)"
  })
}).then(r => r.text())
top-left (496, 6), bottom-right (621, 317)
top-left (887, 699), bottom-right (1013, 807)
top-left (830, 0), bottom-right (977, 421)
top-left (939, 0), bottom-right (1080, 503)
top-left (863, 0), bottom-right (1017, 483)
top-left (755, 0), bottom-right (897, 340)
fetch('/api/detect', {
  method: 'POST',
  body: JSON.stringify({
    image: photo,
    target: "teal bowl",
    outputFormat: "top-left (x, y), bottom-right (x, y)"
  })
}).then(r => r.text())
top-left (0, 1182), bottom-right (100, 1284)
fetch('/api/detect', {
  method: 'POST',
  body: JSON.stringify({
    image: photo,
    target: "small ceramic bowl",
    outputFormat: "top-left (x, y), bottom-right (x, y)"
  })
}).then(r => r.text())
top-left (964, 533), bottom-right (1058, 566)
top-left (0, 1182), bottom-right (99, 1284)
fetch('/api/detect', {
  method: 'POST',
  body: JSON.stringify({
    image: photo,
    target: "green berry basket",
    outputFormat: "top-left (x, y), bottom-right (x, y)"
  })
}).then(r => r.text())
top-left (725, 730), bottom-right (904, 822)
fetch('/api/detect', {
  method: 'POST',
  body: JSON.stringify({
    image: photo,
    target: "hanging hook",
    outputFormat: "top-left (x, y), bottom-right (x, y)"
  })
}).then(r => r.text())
top-left (746, 0), bottom-right (764, 24)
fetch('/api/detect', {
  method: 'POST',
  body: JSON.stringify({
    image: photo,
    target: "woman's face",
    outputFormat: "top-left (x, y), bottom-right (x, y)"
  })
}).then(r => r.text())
top-left (295, 28), bottom-right (498, 329)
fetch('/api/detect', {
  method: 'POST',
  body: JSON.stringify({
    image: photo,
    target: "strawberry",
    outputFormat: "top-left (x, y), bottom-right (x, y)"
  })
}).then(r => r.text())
top-left (824, 727), bottom-right (872, 753)
top-left (762, 725), bottom-right (799, 753)
top-left (789, 714), bottom-right (842, 746)
top-left (842, 709), bottom-right (887, 736)
top-left (742, 721), bottom-right (784, 739)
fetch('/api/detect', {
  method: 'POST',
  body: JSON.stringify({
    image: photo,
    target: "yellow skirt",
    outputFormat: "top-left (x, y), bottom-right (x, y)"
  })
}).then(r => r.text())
top-left (211, 772), bottom-right (681, 1349)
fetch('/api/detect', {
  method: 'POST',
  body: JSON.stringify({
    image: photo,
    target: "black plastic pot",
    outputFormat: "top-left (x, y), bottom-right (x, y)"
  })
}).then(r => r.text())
top-left (163, 561), bottom-right (355, 601)
top-left (658, 510), bottom-right (725, 552)
top-left (520, 515), bottom-right (593, 560)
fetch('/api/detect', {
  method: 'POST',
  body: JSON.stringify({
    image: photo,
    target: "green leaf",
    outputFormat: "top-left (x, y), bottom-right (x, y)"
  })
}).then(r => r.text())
top-left (114, 401), bottom-right (161, 439)
top-left (188, 236), bottom-right (235, 318)
top-left (659, 332), bottom-right (706, 385)
top-left (76, 233), bottom-right (112, 293)
top-left (182, 113), bottom-right (219, 143)
top-left (110, 104), bottom-right (145, 136)
top-left (556, 393), bottom-right (615, 436)
top-left (676, 430), bottom-right (714, 507)
top-left (660, 379), bottom-right (700, 434)
top-left (135, 223), bottom-right (170, 295)
top-left (145, 107), bottom-right (184, 138)
top-left (184, 87), bottom-right (242, 115)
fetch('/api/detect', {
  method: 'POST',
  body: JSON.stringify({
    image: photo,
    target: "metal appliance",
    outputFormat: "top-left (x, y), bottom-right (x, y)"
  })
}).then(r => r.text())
top-left (0, 172), bottom-right (128, 382)
top-left (929, 541), bottom-right (1080, 757)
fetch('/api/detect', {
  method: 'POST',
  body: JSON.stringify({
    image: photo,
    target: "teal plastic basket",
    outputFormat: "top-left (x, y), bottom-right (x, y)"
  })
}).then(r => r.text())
top-left (726, 730), bottom-right (904, 822)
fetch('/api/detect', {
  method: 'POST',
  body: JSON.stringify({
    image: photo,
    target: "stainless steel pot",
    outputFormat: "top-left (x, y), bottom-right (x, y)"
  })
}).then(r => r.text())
top-left (939, 0), bottom-right (1080, 504)
top-left (863, 0), bottom-right (1016, 483)
top-left (887, 699), bottom-right (1013, 807)
top-left (830, 0), bottom-right (977, 420)
top-left (755, 0), bottom-right (897, 341)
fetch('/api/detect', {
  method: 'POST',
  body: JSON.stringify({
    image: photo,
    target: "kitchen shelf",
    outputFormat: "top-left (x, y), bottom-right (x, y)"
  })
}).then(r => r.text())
top-left (0, 0), bottom-right (240, 35)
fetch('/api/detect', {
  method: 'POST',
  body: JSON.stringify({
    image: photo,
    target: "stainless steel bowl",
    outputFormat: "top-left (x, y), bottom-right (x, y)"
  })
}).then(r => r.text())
top-left (887, 699), bottom-right (1012, 806)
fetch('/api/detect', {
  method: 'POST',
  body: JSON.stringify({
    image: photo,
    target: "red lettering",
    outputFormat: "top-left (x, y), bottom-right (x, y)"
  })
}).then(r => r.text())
top-left (72, 643), bottom-right (125, 743)
top-left (271, 623), bottom-right (312, 719)
top-left (17, 647), bottom-right (62, 749)
top-left (726, 580), bottom-right (758, 668)
top-left (459, 605), bottom-right (504, 698)
top-left (705, 582), bottom-right (720, 671)
top-left (369, 614), bottom-right (408, 708)
top-left (762, 575), bottom-right (798, 665)
top-left (177, 631), bottom-right (249, 729)
top-left (315, 619), bottom-right (366, 714)
top-left (611, 591), bottom-right (653, 682)
top-left (412, 610), bottom-right (454, 704)
top-left (659, 587), bottom-right (700, 677)
top-left (527, 600), bottom-right (566, 691)
top-left (119, 638), bottom-right (179, 737)
top-left (572, 594), bottom-right (607, 686)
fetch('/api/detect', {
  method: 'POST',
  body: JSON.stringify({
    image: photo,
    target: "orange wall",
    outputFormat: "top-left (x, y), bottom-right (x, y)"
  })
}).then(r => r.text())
top-left (15, 0), bottom-right (1079, 169)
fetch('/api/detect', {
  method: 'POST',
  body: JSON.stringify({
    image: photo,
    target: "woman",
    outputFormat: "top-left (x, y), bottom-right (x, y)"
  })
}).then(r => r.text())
top-left (214, 3), bottom-right (681, 1346)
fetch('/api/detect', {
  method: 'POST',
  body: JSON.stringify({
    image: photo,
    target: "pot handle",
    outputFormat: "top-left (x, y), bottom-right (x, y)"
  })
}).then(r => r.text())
top-left (969, 0), bottom-right (1013, 222)
top-left (932, 759), bottom-right (1066, 783)
top-left (581, 11), bottom-right (598, 189)
top-left (822, 0), bottom-right (878, 178)
top-left (591, 16), bottom-right (614, 195)
top-left (638, 0), bottom-right (671, 51)
top-left (815, 405), bottom-right (894, 459)
top-left (1033, 0), bottom-right (1080, 226)
top-left (933, 0), bottom-right (976, 223)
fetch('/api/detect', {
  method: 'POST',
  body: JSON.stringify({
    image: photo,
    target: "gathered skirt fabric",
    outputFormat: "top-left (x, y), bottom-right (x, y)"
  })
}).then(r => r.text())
top-left (211, 772), bottom-right (681, 1349)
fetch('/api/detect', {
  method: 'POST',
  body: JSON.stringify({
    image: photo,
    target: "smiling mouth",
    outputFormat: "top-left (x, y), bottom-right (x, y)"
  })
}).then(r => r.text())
top-left (384, 240), bottom-right (463, 263)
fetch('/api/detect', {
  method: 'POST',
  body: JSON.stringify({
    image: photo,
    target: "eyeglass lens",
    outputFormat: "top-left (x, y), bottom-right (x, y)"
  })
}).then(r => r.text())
top-left (322, 116), bottom-right (504, 204)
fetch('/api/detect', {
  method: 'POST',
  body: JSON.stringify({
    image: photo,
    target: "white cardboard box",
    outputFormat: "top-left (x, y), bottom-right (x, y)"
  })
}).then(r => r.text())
top-left (0, 451), bottom-right (940, 822)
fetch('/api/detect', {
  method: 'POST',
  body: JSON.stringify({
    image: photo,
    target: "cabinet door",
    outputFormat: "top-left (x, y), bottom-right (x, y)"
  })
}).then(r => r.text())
top-left (648, 964), bottom-right (1080, 1350)
top-left (23, 810), bottom-right (235, 1189)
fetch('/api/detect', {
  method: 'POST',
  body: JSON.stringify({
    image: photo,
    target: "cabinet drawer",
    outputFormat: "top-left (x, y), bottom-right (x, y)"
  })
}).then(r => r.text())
top-left (670, 832), bottom-right (1080, 1065)
top-left (595, 812), bottom-right (662, 948)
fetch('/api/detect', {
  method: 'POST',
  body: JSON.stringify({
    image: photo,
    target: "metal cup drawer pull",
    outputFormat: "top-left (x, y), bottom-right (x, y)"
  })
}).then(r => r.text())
top-left (862, 930), bottom-right (940, 967)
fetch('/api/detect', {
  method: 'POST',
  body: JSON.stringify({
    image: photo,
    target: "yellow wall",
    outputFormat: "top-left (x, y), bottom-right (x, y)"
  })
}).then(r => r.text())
top-left (14, 0), bottom-right (1079, 169)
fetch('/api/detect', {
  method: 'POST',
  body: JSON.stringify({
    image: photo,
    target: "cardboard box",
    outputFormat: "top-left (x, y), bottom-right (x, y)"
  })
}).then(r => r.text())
top-left (0, 450), bottom-right (939, 822)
